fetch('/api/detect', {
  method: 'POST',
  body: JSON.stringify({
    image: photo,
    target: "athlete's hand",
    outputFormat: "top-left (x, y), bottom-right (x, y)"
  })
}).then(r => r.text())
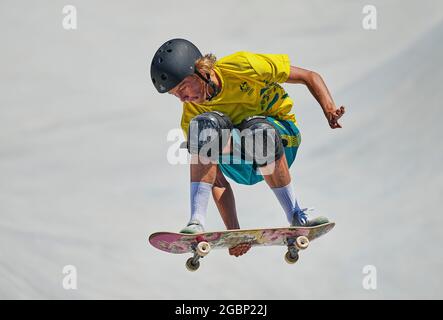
top-left (324, 105), bottom-right (345, 129)
top-left (229, 243), bottom-right (251, 257)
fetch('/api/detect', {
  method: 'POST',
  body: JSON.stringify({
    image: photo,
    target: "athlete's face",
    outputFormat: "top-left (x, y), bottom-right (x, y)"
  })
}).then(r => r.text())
top-left (169, 75), bottom-right (205, 103)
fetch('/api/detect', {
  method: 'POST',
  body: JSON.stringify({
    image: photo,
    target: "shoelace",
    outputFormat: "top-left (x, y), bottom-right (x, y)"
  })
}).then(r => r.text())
top-left (187, 220), bottom-right (203, 228)
top-left (297, 207), bottom-right (315, 225)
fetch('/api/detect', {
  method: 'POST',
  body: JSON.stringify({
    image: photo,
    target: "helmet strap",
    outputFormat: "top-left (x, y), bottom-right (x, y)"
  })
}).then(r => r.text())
top-left (194, 69), bottom-right (220, 101)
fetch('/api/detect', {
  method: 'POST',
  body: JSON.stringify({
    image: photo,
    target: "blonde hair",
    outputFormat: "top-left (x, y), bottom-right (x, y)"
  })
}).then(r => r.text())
top-left (195, 53), bottom-right (217, 74)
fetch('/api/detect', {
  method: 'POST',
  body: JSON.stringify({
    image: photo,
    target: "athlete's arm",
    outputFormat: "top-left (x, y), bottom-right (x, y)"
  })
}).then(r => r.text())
top-left (285, 66), bottom-right (345, 129)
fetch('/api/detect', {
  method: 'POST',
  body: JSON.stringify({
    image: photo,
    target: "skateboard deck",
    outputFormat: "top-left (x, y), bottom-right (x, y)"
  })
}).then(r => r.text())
top-left (149, 222), bottom-right (335, 271)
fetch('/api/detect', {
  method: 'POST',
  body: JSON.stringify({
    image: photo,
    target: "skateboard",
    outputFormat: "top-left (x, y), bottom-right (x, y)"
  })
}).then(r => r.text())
top-left (148, 222), bottom-right (335, 271)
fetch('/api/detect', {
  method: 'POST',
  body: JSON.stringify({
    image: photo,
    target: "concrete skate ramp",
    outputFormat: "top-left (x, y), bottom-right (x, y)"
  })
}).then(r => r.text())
top-left (0, 0), bottom-right (442, 299)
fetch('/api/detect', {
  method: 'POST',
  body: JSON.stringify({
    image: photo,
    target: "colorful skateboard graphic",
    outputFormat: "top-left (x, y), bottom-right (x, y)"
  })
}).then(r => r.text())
top-left (149, 223), bottom-right (335, 271)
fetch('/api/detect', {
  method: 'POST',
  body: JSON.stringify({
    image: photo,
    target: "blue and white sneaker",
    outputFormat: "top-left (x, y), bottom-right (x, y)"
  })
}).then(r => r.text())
top-left (179, 220), bottom-right (205, 234)
top-left (291, 208), bottom-right (329, 227)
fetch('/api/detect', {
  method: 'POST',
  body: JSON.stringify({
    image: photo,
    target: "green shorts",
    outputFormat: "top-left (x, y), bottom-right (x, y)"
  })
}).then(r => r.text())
top-left (218, 117), bottom-right (301, 185)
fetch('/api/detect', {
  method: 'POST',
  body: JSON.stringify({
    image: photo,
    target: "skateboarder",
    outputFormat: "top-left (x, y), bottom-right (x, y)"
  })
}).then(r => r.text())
top-left (150, 39), bottom-right (345, 257)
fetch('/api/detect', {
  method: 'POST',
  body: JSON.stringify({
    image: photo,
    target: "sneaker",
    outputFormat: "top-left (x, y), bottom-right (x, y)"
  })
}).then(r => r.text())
top-left (291, 208), bottom-right (330, 227)
top-left (179, 220), bottom-right (205, 234)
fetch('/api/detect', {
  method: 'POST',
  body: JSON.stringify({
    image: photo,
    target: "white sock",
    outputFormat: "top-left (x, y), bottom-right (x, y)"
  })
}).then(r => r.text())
top-left (190, 182), bottom-right (212, 226)
top-left (271, 183), bottom-right (302, 223)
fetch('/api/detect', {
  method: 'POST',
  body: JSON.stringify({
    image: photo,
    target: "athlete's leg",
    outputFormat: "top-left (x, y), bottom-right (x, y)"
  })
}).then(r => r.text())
top-left (212, 167), bottom-right (250, 257)
top-left (260, 154), bottom-right (304, 224)
top-left (181, 112), bottom-right (233, 234)
top-left (259, 125), bottom-right (329, 226)
top-left (190, 154), bottom-right (217, 183)
top-left (212, 166), bottom-right (239, 230)
top-left (182, 155), bottom-right (217, 233)
top-left (259, 152), bottom-right (291, 188)
top-left (234, 117), bottom-right (300, 224)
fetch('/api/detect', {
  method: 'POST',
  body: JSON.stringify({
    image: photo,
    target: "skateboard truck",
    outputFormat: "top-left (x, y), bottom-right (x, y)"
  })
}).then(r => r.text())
top-left (185, 237), bottom-right (211, 272)
top-left (285, 236), bottom-right (309, 264)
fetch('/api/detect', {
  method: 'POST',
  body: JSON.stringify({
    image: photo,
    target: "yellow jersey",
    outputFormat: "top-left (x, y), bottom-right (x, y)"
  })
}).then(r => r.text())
top-left (180, 51), bottom-right (295, 136)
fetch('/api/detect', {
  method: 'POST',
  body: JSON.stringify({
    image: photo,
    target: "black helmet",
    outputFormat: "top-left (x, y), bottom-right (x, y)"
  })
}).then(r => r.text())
top-left (150, 38), bottom-right (203, 93)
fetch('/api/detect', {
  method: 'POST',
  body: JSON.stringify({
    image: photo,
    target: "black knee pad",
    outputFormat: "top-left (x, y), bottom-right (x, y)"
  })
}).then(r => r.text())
top-left (237, 116), bottom-right (284, 167)
top-left (187, 111), bottom-right (233, 159)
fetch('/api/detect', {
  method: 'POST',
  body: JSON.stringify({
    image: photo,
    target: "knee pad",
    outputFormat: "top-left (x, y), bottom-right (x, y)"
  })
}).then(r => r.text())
top-left (237, 116), bottom-right (284, 167)
top-left (187, 111), bottom-right (233, 158)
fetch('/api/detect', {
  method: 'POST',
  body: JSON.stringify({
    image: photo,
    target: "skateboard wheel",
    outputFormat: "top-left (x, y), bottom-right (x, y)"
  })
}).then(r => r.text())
top-left (285, 251), bottom-right (299, 264)
top-left (196, 241), bottom-right (211, 257)
top-left (295, 236), bottom-right (309, 250)
top-left (185, 258), bottom-right (200, 272)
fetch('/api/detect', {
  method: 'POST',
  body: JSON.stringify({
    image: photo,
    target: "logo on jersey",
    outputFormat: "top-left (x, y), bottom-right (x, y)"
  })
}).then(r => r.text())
top-left (240, 81), bottom-right (255, 96)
